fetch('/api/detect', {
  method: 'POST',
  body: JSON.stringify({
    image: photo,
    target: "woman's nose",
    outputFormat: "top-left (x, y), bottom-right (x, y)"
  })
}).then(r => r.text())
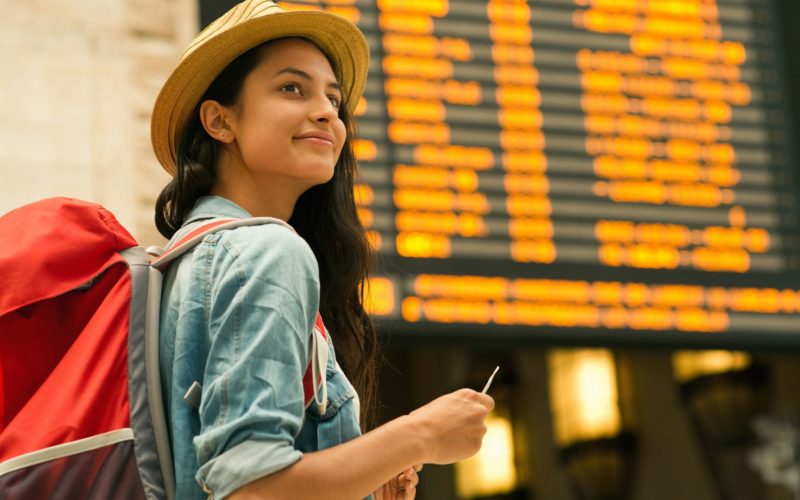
top-left (309, 94), bottom-right (338, 123)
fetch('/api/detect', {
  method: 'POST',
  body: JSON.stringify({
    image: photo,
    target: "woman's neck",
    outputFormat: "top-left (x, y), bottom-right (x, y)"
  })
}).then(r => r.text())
top-left (210, 152), bottom-right (300, 221)
top-left (210, 175), bottom-right (297, 222)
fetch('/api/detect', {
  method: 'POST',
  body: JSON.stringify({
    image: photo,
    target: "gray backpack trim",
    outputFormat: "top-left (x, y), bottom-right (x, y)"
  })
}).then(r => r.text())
top-left (123, 246), bottom-right (171, 500)
top-left (0, 429), bottom-right (135, 476)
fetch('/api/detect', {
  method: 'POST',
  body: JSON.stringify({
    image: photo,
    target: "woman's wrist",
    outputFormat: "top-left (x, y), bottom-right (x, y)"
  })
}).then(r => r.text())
top-left (393, 413), bottom-right (431, 465)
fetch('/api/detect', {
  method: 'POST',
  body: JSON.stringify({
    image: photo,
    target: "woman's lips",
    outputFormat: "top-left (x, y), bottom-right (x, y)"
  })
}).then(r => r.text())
top-left (295, 131), bottom-right (335, 147)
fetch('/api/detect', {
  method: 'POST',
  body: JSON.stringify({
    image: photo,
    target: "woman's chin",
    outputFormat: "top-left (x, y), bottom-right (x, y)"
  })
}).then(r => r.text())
top-left (302, 170), bottom-right (336, 191)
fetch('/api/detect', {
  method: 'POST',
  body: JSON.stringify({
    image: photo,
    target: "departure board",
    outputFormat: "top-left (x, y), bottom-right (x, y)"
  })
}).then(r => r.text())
top-left (274, 0), bottom-right (800, 347)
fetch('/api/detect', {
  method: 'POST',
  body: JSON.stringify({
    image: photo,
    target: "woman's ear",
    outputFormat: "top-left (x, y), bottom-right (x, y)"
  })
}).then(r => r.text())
top-left (199, 100), bottom-right (235, 144)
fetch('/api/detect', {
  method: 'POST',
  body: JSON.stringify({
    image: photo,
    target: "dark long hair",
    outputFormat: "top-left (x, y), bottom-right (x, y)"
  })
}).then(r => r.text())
top-left (155, 40), bottom-right (381, 429)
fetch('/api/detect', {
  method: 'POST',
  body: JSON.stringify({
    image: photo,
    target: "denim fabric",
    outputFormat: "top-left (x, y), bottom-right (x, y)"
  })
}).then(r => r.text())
top-left (159, 196), bottom-right (364, 500)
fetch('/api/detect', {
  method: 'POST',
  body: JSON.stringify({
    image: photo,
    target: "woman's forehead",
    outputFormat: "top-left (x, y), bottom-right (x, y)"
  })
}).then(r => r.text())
top-left (254, 38), bottom-right (338, 80)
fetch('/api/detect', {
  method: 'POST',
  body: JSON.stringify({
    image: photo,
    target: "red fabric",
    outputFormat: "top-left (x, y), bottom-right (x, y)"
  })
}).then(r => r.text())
top-left (0, 198), bottom-right (134, 461)
top-left (314, 314), bottom-right (327, 341)
top-left (303, 313), bottom-right (329, 406)
top-left (0, 198), bottom-right (137, 316)
top-left (171, 219), bottom-right (236, 249)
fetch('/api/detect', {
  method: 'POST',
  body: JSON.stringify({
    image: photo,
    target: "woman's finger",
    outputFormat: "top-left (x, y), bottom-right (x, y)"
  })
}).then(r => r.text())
top-left (404, 469), bottom-right (419, 487)
top-left (382, 482), bottom-right (399, 500)
top-left (389, 473), bottom-right (404, 489)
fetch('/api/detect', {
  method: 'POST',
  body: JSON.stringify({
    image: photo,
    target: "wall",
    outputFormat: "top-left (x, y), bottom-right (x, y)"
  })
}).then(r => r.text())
top-left (0, 0), bottom-right (198, 244)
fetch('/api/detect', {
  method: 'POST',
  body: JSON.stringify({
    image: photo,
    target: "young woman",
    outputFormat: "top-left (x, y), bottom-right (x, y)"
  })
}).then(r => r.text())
top-left (151, 2), bottom-right (494, 499)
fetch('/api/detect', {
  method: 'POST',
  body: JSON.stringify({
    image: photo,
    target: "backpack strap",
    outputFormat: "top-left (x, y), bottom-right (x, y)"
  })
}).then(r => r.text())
top-left (306, 314), bottom-right (329, 415)
top-left (150, 217), bottom-right (292, 270)
top-left (151, 217), bottom-right (329, 415)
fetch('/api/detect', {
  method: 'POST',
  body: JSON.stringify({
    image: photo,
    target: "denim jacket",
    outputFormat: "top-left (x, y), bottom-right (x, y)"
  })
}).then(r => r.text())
top-left (159, 196), bottom-right (364, 500)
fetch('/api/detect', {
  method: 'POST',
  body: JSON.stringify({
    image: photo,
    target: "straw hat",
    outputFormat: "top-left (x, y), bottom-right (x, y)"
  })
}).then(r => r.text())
top-left (151, 0), bottom-right (369, 176)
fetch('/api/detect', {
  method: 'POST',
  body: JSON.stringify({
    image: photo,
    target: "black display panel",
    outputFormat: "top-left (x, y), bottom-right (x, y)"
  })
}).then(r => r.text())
top-left (215, 0), bottom-right (800, 347)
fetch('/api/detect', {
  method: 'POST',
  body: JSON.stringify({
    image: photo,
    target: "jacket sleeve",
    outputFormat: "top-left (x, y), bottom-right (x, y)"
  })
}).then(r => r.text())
top-left (192, 224), bottom-right (321, 499)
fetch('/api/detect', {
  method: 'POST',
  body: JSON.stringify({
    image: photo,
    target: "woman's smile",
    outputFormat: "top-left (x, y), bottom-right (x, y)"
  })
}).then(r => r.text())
top-left (295, 130), bottom-right (335, 148)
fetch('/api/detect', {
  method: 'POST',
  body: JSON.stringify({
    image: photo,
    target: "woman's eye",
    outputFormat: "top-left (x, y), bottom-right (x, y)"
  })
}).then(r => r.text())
top-left (329, 95), bottom-right (341, 109)
top-left (281, 83), bottom-right (301, 94)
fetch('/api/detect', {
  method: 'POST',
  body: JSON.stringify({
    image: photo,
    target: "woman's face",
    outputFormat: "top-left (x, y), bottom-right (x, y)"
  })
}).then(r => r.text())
top-left (224, 38), bottom-right (346, 192)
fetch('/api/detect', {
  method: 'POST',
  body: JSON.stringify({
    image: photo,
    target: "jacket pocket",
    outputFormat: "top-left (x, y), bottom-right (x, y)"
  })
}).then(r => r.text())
top-left (305, 365), bottom-right (355, 422)
top-left (302, 366), bottom-right (361, 451)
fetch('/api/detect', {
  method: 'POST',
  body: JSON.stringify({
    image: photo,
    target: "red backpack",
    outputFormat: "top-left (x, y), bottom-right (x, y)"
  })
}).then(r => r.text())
top-left (0, 197), bottom-right (328, 499)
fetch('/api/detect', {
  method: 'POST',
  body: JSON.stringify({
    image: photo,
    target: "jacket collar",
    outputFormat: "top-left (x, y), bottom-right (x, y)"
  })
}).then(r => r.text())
top-left (184, 196), bottom-right (252, 224)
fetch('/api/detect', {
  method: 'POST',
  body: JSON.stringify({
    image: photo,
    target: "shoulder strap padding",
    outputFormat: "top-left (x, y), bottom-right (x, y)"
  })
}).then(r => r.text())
top-left (150, 217), bottom-right (292, 270)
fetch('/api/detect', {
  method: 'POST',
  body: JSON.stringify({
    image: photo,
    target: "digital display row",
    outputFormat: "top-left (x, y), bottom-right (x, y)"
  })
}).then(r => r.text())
top-left (277, 0), bottom-right (800, 347)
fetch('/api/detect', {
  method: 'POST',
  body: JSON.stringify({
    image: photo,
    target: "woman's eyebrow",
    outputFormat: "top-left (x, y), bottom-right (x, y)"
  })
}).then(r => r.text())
top-left (274, 67), bottom-right (341, 91)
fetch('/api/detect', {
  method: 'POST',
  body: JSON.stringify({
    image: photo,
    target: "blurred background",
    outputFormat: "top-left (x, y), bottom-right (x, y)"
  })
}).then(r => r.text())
top-left (3, 0), bottom-right (800, 498)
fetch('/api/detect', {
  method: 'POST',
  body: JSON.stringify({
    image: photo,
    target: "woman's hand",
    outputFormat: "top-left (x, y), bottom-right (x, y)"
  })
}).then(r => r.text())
top-left (408, 388), bottom-right (494, 465)
top-left (373, 465), bottom-right (422, 500)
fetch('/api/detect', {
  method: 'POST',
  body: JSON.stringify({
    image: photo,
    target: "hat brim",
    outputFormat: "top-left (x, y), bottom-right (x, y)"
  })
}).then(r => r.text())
top-left (151, 9), bottom-right (368, 176)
